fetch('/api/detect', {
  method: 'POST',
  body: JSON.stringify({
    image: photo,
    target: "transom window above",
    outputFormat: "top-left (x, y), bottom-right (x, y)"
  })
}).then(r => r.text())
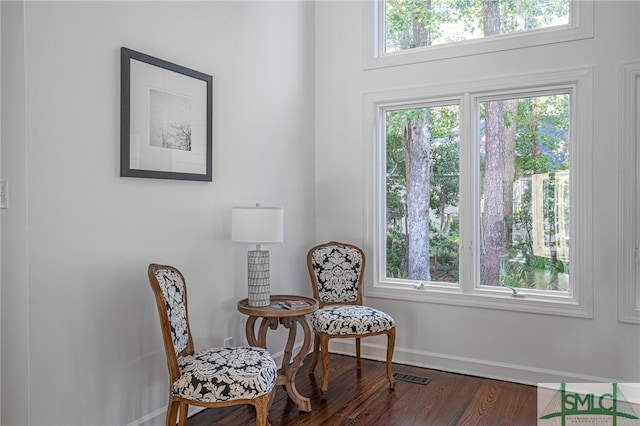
top-left (365, 0), bottom-right (593, 68)
top-left (384, 0), bottom-right (571, 53)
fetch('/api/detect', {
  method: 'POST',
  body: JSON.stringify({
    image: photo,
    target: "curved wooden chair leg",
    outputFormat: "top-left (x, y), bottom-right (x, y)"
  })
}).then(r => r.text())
top-left (267, 386), bottom-right (276, 410)
top-left (320, 334), bottom-right (330, 395)
top-left (177, 401), bottom-right (189, 426)
top-left (165, 400), bottom-right (180, 426)
top-left (255, 394), bottom-right (271, 426)
top-left (309, 333), bottom-right (320, 373)
top-left (386, 327), bottom-right (397, 390)
top-left (355, 337), bottom-right (361, 370)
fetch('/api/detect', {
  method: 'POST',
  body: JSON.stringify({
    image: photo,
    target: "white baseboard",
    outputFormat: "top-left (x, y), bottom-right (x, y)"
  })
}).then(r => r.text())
top-left (327, 339), bottom-right (618, 385)
top-left (125, 406), bottom-right (166, 426)
top-left (126, 405), bottom-right (209, 426)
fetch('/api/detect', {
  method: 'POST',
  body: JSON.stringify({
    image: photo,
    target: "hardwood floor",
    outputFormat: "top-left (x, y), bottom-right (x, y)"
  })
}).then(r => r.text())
top-left (188, 353), bottom-right (538, 426)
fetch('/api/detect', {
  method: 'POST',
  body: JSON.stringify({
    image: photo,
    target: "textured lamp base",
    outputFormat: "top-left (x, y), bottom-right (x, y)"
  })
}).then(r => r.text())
top-left (247, 250), bottom-right (270, 307)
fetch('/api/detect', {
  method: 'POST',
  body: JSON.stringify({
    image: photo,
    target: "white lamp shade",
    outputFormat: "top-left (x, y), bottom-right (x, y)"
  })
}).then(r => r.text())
top-left (232, 205), bottom-right (284, 244)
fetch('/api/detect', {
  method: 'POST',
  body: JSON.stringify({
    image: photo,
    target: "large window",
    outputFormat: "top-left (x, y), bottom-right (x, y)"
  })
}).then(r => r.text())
top-left (365, 68), bottom-right (593, 317)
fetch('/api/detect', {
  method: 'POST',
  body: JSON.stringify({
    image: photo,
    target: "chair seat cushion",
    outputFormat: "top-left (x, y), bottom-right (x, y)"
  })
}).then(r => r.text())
top-left (310, 305), bottom-right (396, 335)
top-left (173, 347), bottom-right (277, 403)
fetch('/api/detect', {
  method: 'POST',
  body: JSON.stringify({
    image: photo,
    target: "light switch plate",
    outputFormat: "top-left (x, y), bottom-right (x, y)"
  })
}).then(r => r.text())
top-left (0, 180), bottom-right (7, 209)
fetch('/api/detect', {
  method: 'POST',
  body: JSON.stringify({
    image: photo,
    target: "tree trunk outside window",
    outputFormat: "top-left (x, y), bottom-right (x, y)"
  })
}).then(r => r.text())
top-left (404, 114), bottom-right (432, 281)
top-left (480, 0), bottom-right (506, 286)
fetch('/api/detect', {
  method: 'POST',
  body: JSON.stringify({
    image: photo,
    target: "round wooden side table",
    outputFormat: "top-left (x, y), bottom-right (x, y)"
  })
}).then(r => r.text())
top-left (237, 294), bottom-right (319, 412)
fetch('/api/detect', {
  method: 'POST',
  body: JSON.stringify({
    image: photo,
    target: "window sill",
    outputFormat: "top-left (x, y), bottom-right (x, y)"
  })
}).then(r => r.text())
top-left (366, 281), bottom-right (593, 319)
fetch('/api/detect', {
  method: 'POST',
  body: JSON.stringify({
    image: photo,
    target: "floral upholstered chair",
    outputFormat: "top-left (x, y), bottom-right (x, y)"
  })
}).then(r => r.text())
top-left (147, 264), bottom-right (277, 426)
top-left (306, 242), bottom-right (396, 395)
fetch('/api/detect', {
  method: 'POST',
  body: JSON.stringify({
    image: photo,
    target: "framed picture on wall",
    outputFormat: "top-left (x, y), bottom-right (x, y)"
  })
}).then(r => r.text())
top-left (120, 47), bottom-right (213, 181)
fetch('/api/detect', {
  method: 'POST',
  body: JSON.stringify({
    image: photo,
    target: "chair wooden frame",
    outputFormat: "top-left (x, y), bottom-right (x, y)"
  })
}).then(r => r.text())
top-left (306, 242), bottom-right (396, 395)
top-left (148, 263), bottom-right (274, 426)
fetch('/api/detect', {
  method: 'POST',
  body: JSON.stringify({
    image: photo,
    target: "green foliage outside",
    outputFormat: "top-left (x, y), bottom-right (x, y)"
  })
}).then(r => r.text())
top-left (385, 0), bottom-right (570, 52)
top-left (386, 95), bottom-right (570, 289)
top-left (386, 105), bottom-right (461, 282)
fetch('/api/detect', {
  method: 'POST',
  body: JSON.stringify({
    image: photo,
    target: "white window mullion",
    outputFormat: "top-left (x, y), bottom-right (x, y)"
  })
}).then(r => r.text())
top-left (459, 92), bottom-right (476, 294)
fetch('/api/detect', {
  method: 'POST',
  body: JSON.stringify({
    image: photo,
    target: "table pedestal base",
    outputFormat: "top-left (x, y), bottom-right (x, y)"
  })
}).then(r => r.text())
top-left (245, 315), bottom-right (313, 412)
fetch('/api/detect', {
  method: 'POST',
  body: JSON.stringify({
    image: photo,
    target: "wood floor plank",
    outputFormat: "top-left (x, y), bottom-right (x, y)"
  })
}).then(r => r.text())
top-left (188, 353), bottom-right (537, 426)
top-left (375, 367), bottom-right (483, 426)
top-left (457, 380), bottom-right (537, 426)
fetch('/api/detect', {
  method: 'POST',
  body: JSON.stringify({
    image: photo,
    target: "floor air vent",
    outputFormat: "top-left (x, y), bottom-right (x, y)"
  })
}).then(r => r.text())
top-left (393, 373), bottom-right (432, 385)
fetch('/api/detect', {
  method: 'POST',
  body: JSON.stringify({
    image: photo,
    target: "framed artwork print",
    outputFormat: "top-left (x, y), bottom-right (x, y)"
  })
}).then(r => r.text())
top-left (121, 47), bottom-right (213, 181)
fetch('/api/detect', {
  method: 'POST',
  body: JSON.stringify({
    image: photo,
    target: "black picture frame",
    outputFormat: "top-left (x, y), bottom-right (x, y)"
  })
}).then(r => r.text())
top-left (120, 47), bottom-right (213, 181)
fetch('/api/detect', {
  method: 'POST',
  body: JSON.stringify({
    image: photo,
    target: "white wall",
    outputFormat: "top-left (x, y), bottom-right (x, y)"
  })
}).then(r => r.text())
top-left (315, 0), bottom-right (640, 385)
top-left (1, 1), bottom-right (315, 425)
top-left (2, 2), bottom-right (29, 423)
top-left (2, 0), bottom-right (639, 425)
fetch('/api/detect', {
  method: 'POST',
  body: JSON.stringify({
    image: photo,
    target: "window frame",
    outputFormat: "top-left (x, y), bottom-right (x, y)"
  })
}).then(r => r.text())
top-left (618, 61), bottom-right (640, 324)
top-left (363, 0), bottom-right (594, 70)
top-left (363, 67), bottom-right (593, 318)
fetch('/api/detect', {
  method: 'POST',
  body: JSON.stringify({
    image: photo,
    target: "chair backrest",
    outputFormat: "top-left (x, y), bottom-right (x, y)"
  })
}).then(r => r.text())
top-left (307, 242), bottom-right (365, 306)
top-left (147, 263), bottom-right (195, 382)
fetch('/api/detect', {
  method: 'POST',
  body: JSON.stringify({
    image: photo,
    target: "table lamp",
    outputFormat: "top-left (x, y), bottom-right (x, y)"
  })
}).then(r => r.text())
top-left (232, 204), bottom-right (284, 307)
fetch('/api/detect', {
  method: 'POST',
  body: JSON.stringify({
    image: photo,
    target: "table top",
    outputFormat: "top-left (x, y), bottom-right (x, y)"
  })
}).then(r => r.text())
top-left (237, 294), bottom-right (319, 317)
